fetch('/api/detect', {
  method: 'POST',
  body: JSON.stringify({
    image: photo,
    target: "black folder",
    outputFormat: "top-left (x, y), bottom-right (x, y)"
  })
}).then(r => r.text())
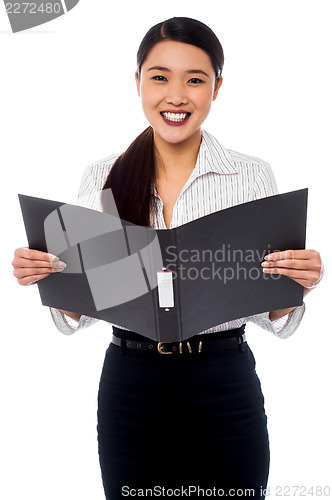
top-left (18, 189), bottom-right (308, 341)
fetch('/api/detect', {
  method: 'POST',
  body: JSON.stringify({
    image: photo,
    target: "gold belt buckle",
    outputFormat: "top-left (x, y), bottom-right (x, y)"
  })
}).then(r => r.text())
top-left (157, 341), bottom-right (173, 354)
top-left (157, 340), bottom-right (203, 354)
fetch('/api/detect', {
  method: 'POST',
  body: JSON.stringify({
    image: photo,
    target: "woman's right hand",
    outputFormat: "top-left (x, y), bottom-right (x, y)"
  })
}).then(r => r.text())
top-left (12, 247), bottom-right (66, 286)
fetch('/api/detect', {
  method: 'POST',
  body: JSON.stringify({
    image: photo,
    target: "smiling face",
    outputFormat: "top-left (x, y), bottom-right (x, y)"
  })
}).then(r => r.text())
top-left (135, 40), bottom-right (223, 147)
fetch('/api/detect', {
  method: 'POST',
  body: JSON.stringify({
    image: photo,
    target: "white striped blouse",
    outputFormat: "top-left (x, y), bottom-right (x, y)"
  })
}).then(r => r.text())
top-left (50, 129), bottom-right (305, 339)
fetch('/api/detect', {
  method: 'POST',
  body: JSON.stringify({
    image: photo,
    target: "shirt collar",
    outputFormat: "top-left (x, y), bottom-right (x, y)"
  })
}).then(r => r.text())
top-left (199, 129), bottom-right (238, 175)
top-left (151, 129), bottom-right (238, 197)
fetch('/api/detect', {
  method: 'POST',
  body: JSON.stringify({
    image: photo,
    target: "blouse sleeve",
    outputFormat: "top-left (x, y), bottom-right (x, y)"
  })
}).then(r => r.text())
top-left (245, 160), bottom-right (306, 339)
top-left (49, 154), bottom-right (119, 335)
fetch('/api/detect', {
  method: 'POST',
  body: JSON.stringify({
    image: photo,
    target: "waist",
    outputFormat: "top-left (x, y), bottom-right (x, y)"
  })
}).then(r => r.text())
top-left (111, 325), bottom-right (246, 355)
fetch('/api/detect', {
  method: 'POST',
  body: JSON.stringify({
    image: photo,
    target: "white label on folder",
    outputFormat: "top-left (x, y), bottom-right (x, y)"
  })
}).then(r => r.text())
top-left (157, 271), bottom-right (174, 308)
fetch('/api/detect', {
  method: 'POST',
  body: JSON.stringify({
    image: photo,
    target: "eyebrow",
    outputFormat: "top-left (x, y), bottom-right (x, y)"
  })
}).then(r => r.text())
top-left (147, 66), bottom-right (209, 77)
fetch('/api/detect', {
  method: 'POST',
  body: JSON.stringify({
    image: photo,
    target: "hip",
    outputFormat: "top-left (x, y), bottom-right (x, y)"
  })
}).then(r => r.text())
top-left (98, 331), bottom-right (265, 414)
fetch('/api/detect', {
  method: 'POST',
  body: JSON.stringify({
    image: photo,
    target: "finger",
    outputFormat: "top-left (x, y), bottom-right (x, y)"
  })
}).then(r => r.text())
top-left (12, 257), bottom-right (66, 272)
top-left (261, 259), bottom-right (313, 270)
top-left (18, 273), bottom-right (52, 286)
top-left (262, 267), bottom-right (321, 283)
top-left (12, 257), bottom-right (52, 269)
top-left (290, 279), bottom-right (315, 288)
top-left (265, 250), bottom-right (317, 261)
top-left (13, 258), bottom-right (55, 269)
top-left (15, 247), bottom-right (59, 263)
top-left (13, 266), bottom-right (65, 280)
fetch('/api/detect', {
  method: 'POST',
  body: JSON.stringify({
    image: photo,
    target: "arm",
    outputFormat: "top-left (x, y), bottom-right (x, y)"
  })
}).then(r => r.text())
top-left (248, 161), bottom-right (317, 338)
top-left (49, 165), bottom-right (99, 333)
top-left (49, 154), bottom-right (121, 334)
top-left (59, 310), bottom-right (81, 322)
top-left (268, 288), bottom-right (310, 322)
top-left (269, 306), bottom-right (297, 322)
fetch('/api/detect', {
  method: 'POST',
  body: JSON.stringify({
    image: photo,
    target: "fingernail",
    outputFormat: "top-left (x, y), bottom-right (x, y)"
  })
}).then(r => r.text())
top-left (261, 262), bottom-right (269, 267)
top-left (50, 255), bottom-right (60, 264)
top-left (52, 260), bottom-right (66, 270)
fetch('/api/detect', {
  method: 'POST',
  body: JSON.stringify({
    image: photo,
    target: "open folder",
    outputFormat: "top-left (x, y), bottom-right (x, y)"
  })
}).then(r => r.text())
top-left (18, 189), bottom-right (308, 342)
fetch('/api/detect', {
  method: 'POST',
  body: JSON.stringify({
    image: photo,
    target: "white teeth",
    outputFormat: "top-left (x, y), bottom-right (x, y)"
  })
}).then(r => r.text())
top-left (161, 112), bottom-right (190, 122)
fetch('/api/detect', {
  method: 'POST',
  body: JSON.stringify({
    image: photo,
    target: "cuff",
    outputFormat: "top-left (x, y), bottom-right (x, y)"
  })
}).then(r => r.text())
top-left (50, 308), bottom-right (98, 335)
top-left (248, 302), bottom-right (306, 339)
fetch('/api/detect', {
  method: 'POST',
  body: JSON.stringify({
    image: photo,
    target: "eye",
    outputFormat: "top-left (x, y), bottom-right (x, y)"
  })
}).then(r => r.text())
top-left (152, 75), bottom-right (167, 81)
top-left (188, 78), bottom-right (203, 84)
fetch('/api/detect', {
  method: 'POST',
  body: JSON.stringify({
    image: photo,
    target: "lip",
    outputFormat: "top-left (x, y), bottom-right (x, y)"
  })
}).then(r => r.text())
top-left (160, 110), bottom-right (191, 114)
top-left (160, 110), bottom-right (191, 127)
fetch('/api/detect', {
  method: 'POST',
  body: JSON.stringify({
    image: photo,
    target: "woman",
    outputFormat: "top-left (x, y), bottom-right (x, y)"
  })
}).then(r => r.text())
top-left (12, 17), bottom-right (323, 499)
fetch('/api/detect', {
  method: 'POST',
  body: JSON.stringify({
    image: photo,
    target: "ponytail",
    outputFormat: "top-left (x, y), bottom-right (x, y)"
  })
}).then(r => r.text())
top-left (101, 126), bottom-right (158, 227)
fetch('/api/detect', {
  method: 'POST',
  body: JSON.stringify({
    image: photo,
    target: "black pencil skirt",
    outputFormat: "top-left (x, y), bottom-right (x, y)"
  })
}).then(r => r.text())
top-left (97, 326), bottom-right (270, 499)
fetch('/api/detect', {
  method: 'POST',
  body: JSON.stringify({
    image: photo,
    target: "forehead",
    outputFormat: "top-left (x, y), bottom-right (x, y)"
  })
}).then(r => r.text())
top-left (142, 40), bottom-right (214, 73)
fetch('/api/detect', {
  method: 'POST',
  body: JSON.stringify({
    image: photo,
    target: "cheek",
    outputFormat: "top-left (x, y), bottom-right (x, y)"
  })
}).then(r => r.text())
top-left (195, 98), bottom-right (213, 119)
top-left (192, 89), bottom-right (214, 111)
top-left (140, 82), bottom-right (161, 106)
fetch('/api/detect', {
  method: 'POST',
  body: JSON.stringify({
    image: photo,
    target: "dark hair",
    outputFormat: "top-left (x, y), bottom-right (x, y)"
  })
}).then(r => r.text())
top-left (101, 17), bottom-right (224, 227)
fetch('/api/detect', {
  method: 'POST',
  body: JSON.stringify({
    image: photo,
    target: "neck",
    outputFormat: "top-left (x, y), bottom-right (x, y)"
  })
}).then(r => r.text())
top-left (153, 128), bottom-right (202, 178)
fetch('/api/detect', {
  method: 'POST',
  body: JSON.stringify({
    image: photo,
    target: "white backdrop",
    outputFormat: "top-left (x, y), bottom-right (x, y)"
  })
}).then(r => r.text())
top-left (1, 1), bottom-right (331, 498)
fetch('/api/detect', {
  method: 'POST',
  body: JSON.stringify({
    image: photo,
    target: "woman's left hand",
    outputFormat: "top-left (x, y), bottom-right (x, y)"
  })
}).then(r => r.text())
top-left (261, 249), bottom-right (324, 293)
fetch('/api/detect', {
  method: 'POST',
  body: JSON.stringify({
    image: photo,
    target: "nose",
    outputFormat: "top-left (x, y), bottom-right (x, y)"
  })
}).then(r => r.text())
top-left (165, 81), bottom-right (189, 106)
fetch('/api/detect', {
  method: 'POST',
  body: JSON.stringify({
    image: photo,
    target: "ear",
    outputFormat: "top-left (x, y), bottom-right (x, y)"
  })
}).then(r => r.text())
top-left (212, 76), bottom-right (223, 101)
top-left (135, 70), bottom-right (140, 97)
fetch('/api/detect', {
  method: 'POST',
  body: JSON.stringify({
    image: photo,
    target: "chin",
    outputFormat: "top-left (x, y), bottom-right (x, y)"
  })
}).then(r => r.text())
top-left (154, 127), bottom-right (198, 145)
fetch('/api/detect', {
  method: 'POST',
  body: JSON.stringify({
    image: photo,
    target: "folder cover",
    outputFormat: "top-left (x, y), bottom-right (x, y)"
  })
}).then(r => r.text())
top-left (18, 189), bottom-right (308, 341)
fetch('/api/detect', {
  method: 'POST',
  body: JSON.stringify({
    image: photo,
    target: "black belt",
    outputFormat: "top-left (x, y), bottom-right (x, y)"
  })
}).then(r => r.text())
top-left (111, 325), bottom-right (246, 355)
